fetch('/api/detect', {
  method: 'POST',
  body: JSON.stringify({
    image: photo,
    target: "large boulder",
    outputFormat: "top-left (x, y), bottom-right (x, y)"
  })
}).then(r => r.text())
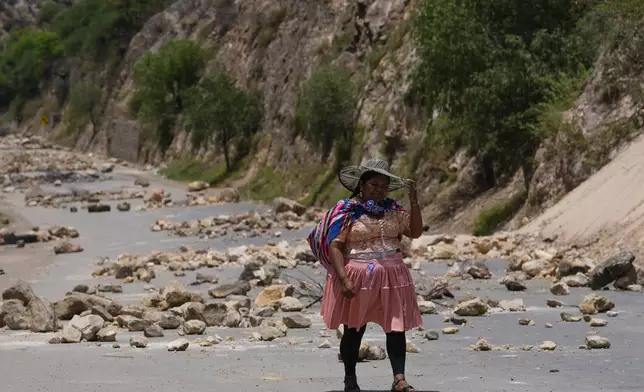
top-left (255, 284), bottom-right (295, 307)
top-left (187, 181), bottom-right (209, 192)
top-left (1, 299), bottom-right (30, 330)
top-left (2, 279), bottom-right (35, 305)
top-left (206, 188), bottom-right (239, 203)
top-left (163, 281), bottom-right (193, 307)
top-left (588, 251), bottom-right (636, 290)
top-left (208, 281), bottom-right (251, 298)
top-left (28, 297), bottom-right (57, 332)
top-left (54, 293), bottom-right (122, 320)
top-left (272, 197), bottom-right (307, 216)
top-left (69, 314), bottom-right (105, 341)
top-left (454, 298), bottom-right (489, 316)
top-left (579, 294), bottom-right (615, 315)
top-left (556, 259), bottom-right (593, 279)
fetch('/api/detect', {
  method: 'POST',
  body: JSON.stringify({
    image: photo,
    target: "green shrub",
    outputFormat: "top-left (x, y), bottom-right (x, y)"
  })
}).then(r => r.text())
top-left (580, 0), bottom-right (644, 105)
top-left (0, 29), bottom-right (63, 107)
top-left (131, 39), bottom-right (208, 150)
top-left (294, 65), bottom-right (359, 166)
top-left (66, 82), bottom-right (102, 130)
top-left (245, 166), bottom-right (286, 203)
top-left (472, 191), bottom-right (527, 236)
top-left (160, 159), bottom-right (228, 184)
top-left (51, 0), bottom-right (173, 57)
top-left (37, 1), bottom-right (64, 25)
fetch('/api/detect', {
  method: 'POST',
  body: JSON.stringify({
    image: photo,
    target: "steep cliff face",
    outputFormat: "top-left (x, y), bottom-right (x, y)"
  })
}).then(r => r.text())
top-left (78, 0), bottom-right (417, 166)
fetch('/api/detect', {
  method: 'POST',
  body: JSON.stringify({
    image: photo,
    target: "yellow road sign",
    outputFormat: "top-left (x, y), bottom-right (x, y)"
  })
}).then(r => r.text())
top-left (40, 115), bottom-right (48, 125)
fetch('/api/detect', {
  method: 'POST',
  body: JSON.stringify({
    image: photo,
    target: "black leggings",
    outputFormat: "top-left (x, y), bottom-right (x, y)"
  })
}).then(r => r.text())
top-left (340, 325), bottom-right (406, 377)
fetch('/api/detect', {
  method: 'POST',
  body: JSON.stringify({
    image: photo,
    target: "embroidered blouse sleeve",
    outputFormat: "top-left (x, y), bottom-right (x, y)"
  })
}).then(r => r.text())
top-left (397, 209), bottom-right (411, 237)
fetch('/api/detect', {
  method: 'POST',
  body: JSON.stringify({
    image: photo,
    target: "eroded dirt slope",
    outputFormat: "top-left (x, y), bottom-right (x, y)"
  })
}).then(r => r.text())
top-left (521, 133), bottom-right (644, 260)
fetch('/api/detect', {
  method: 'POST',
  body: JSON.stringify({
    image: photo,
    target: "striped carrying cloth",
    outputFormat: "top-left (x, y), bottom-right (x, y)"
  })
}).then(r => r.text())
top-left (307, 198), bottom-right (404, 270)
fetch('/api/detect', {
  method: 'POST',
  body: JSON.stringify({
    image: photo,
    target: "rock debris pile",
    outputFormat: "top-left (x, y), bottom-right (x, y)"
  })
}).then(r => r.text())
top-left (0, 138), bottom-right (99, 174)
top-left (0, 269), bottom-right (621, 354)
top-left (138, 185), bottom-right (241, 210)
top-left (2, 225), bottom-right (638, 355)
top-left (0, 136), bottom-right (117, 192)
top-left (0, 224), bottom-right (83, 253)
top-left (408, 233), bottom-right (643, 292)
top-left (23, 186), bottom-right (145, 208)
top-left (0, 278), bottom-right (323, 347)
top-left (150, 208), bottom-right (324, 240)
top-left (91, 242), bottom-right (317, 283)
top-left (3, 170), bottom-right (108, 191)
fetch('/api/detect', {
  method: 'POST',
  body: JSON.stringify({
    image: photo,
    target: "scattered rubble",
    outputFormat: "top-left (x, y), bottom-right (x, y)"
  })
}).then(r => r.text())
top-left (446, 260), bottom-right (491, 279)
top-left (91, 242), bottom-right (315, 283)
top-left (1, 225), bottom-right (81, 248)
top-left (409, 233), bottom-right (644, 295)
top-left (0, 279), bottom-right (315, 346)
top-left (24, 186), bottom-right (145, 208)
top-left (140, 187), bottom-right (240, 210)
top-left (1, 135), bottom-right (640, 360)
top-left (0, 135), bottom-right (119, 191)
top-left (150, 206), bottom-right (324, 239)
top-left (0, 233), bottom-right (631, 359)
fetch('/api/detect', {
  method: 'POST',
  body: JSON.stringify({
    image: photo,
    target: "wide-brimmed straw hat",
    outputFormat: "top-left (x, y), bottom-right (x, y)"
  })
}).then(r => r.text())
top-left (339, 158), bottom-right (408, 192)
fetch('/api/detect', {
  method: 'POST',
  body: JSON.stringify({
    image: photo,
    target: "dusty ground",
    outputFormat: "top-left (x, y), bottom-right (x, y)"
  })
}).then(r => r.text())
top-left (1, 144), bottom-right (643, 392)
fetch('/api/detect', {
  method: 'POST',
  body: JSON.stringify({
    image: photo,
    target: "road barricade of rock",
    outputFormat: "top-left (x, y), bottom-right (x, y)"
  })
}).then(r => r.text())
top-left (91, 242), bottom-right (317, 284)
top-left (0, 225), bottom-right (82, 249)
top-left (408, 233), bottom-right (644, 294)
top-left (150, 207), bottom-right (324, 240)
top-left (24, 186), bottom-right (145, 208)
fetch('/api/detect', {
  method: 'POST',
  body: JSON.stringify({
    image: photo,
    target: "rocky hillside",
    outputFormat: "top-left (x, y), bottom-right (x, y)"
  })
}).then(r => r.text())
top-left (1, 0), bottom-right (643, 237)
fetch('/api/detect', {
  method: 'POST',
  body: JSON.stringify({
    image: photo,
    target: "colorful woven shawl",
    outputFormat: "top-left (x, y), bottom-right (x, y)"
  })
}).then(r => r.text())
top-left (307, 197), bottom-right (404, 270)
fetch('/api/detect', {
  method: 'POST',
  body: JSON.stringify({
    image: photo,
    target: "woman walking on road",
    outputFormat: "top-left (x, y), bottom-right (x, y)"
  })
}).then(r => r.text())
top-left (308, 158), bottom-right (423, 392)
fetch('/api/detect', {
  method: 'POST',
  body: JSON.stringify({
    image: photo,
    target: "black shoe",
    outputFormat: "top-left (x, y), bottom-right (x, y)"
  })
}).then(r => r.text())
top-left (344, 375), bottom-right (361, 392)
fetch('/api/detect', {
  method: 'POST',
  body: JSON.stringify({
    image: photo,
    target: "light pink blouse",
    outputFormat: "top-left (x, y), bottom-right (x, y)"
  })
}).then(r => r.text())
top-left (333, 201), bottom-right (411, 256)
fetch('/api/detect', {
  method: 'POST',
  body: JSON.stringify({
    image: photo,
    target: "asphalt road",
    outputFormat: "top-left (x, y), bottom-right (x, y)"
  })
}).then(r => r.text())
top-left (1, 161), bottom-right (643, 392)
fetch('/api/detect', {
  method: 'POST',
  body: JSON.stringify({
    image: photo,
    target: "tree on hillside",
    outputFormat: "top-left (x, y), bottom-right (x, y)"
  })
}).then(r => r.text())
top-left (294, 65), bottom-right (359, 167)
top-left (410, 0), bottom-right (596, 189)
top-left (184, 72), bottom-right (263, 172)
top-left (0, 29), bottom-right (63, 107)
top-left (131, 39), bottom-right (208, 150)
top-left (51, 0), bottom-right (173, 57)
top-left (66, 83), bottom-right (102, 130)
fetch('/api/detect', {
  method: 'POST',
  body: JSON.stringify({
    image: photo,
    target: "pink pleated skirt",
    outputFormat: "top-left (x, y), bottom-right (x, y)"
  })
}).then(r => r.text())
top-left (321, 252), bottom-right (423, 333)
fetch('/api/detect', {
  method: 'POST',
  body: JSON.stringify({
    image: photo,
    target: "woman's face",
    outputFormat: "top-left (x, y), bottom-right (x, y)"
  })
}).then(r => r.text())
top-left (360, 174), bottom-right (389, 203)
